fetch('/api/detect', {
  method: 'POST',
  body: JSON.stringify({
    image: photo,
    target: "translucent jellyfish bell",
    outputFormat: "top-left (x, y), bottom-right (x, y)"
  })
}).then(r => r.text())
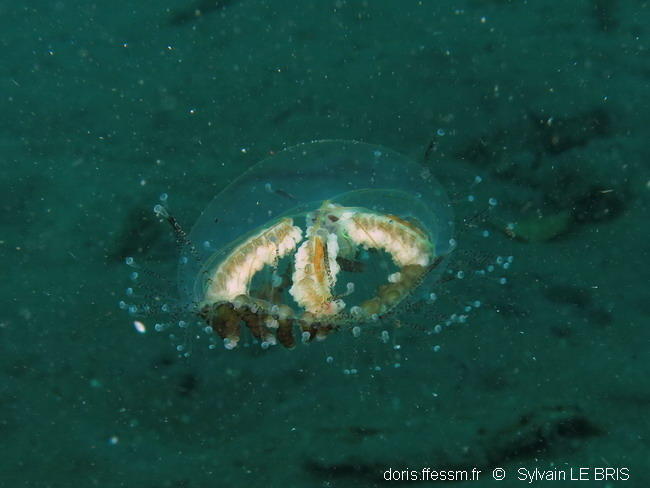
top-left (179, 140), bottom-right (454, 349)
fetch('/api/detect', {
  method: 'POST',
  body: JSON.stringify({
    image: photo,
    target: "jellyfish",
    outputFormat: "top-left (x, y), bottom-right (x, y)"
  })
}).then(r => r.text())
top-left (160, 140), bottom-right (456, 350)
top-left (121, 140), bottom-right (516, 360)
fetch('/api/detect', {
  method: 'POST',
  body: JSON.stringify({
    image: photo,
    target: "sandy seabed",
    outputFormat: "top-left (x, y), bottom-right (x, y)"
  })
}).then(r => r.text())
top-left (1, 1), bottom-right (649, 487)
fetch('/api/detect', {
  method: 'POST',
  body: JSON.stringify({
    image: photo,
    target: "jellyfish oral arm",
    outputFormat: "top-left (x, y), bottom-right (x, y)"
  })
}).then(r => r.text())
top-left (202, 218), bottom-right (303, 305)
top-left (341, 213), bottom-right (432, 267)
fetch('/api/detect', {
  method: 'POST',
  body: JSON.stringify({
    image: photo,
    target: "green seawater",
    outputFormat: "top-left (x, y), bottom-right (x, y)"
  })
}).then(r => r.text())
top-left (2, 1), bottom-right (648, 487)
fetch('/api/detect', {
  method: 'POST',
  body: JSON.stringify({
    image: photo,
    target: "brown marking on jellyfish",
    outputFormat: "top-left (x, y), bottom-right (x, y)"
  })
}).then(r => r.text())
top-left (239, 307), bottom-right (275, 344)
top-left (322, 235), bottom-right (334, 287)
top-left (314, 323), bottom-right (335, 341)
top-left (386, 214), bottom-right (428, 238)
top-left (277, 318), bottom-right (295, 348)
top-left (312, 235), bottom-right (326, 285)
top-left (298, 320), bottom-right (336, 342)
top-left (200, 303), bottom-right (241, 344)
top-left (299, 321), bottom-right (316, 342)
top-left (350, 215), bottom-right (382, 249)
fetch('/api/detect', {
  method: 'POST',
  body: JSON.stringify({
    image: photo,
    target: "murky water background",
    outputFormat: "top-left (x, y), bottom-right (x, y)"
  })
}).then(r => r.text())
top-left (2, 1), bottom-right (649, 487)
